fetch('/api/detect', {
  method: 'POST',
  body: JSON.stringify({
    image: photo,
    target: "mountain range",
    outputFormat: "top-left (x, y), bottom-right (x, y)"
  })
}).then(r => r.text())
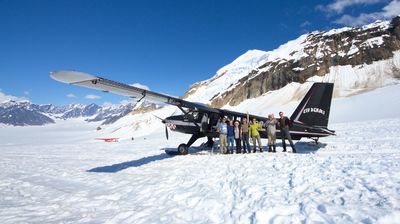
top-left (0, 100), bottom-right (137, 126)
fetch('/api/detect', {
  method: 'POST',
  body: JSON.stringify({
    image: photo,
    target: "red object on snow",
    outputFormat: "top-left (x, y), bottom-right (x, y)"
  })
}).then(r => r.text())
top-left (96, 137), bottom-right (119, 142)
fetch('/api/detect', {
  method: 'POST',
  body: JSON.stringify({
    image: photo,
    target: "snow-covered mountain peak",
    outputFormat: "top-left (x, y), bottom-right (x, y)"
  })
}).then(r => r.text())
top-left (183, 50), bottom-right (270, 104)
top-left (266, 34), bottom-right (310, 63)
top-left (184, 16), bottom-right (400, 108)
top-left (361, 19), bottom-right (390, 31)
top-left (322, 27), bottom-right (352, 36)
top-left (183, 34), bottom-right (314, 104)
top-left (215, 49), bottom-right (269, 76)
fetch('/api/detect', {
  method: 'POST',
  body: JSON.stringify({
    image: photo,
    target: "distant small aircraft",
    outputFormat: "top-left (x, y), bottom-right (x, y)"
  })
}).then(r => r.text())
top-left (51, 71), bottom-right (335, 155)
top-left (96, 137), bottom-right (119, 142)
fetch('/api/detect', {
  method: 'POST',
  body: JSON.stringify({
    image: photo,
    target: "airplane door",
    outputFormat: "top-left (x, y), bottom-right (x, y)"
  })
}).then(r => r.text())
top-left (208, 112), bottom-right (220, 132)
top-left (200, 113), bottom-right (208, 132)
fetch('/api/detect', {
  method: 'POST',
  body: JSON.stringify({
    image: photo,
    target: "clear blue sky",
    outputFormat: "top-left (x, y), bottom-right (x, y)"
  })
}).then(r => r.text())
top-left (0, 0), bottom-right (394, 105)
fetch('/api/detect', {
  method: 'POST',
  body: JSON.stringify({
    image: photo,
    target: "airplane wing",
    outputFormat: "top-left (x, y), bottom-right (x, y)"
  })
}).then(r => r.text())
top-left (219, 109), bottom-right (267, 122)
top-left (50, 71), bottom-right (219, 113)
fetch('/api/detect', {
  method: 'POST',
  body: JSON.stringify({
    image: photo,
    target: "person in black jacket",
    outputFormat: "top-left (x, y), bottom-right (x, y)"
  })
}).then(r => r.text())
top-left (277, 111), bottom-right (296, 153)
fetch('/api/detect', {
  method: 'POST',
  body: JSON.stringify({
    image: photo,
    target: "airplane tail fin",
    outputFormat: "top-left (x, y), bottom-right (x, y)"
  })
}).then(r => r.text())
top-left (290, 82), bottom-right (334, 128)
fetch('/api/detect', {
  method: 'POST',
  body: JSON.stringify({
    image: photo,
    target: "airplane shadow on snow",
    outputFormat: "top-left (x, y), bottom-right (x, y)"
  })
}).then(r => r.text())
top-left (293, 141), bottom-right (327, 154)
top-left (87, 149), bottom-right (177, 173)
top-left (87, 146), bottom-right (213, 173)
top-left (87, 142), bottom-right (325, 173)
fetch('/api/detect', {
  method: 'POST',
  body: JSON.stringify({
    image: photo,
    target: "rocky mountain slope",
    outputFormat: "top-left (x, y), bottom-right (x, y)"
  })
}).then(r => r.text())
top-left (184, 17), bottom-right (400, 108)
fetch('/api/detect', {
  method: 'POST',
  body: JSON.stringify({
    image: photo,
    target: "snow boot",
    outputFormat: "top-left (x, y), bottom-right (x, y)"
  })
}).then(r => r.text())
top-left (260, 148), bottom-right (263, 153)
top-left (268, 145), bottom-right (272, 152)
top-left (291, 143), bottom-right (296, 153)
top-left (273, 145), bottom-right (277, 153)
top-left (282, 147), bottom-right (287, 152)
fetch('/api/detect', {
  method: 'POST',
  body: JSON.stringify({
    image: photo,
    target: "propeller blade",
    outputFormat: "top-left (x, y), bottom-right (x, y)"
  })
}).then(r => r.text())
top-left (153, 115), bottom-right (166, 123)
top-left (165, 125), bottom-right (169, 140)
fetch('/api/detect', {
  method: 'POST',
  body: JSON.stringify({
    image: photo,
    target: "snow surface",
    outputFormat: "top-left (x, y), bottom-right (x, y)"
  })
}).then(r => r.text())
top-left (361, 20), bottom-right (390, 31)
top-left (1, 85), bottom-right (400, 223)
top-left (321, 20), bottom-right (389, 37)
top-left (361, 36), bottom-right (385, 48)
top-left (0, 118), bottom-right (102, 146)
top-left (347, 44), bottom-right (359, 56)
top-left (97, 105), bottom-right (179, 139)
top-left (309, 50), bottom-right (400, 96)
top-left (322, 27), bottom-right (352, 36)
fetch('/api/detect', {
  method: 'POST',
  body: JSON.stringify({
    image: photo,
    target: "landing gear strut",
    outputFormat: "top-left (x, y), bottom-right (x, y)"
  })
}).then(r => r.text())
top-left (200, 137), bottom-right (214, 150)
top-left (311, 137), bottom-right (319, 144)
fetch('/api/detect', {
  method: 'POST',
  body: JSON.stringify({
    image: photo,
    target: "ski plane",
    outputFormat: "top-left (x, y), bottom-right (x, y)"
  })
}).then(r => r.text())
top-left (50, 71), bottom-right (335, 155)
top-left (96, 137), bottom-right (119, 142)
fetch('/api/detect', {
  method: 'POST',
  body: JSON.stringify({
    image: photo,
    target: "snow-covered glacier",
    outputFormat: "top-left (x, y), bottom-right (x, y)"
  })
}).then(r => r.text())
top-left (0, 84), bottom-right (399, 223)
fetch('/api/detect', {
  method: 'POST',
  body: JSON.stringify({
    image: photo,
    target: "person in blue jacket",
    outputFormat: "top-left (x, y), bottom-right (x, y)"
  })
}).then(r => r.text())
top-left (227, 120), bottom-right (235, 154)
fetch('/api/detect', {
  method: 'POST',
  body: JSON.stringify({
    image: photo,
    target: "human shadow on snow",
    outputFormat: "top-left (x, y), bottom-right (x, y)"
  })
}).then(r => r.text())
top-left (87, 151), bottom-right (175, 173)
top-left (264, 141), bottom-right (327, 154)
top-left (87, 142), bottom-right (326, 173)
top-left (294, 141), bottom-right (327, 154)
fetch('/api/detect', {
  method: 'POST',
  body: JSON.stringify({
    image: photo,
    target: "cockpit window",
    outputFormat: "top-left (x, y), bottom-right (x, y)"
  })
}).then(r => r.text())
top-left (184, 110), bottom-right (200, 121)
top-left (186, 111), bottom-right (198, 119)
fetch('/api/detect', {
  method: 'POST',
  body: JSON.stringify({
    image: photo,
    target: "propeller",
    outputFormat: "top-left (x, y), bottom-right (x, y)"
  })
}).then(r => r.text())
top-left (153, 115), bottom-right (169, 140)
top-left (165, 125), bottom-right (169, 140)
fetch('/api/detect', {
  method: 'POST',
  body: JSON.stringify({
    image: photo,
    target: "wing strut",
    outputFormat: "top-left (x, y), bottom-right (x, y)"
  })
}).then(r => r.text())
top-left (137, 91), bottom-right (146, 102)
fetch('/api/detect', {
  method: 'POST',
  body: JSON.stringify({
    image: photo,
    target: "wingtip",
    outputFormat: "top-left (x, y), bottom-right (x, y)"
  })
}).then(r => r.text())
top-left (50, 70), bottom-right (98, 84)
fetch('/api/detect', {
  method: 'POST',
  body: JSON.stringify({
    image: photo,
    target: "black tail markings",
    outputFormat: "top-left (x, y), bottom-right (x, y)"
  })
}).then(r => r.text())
top-left (290, 82), bottom-right (334, 128)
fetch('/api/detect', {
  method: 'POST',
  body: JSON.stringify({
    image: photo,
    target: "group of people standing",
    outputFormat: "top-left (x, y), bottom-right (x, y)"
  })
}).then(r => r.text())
top-left (217, 112), bottom-right (296, 154)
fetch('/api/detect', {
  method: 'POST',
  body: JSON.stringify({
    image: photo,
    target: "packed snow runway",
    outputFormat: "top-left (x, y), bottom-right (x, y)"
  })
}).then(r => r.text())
top-left (1, 118), bottom-right (400, 223)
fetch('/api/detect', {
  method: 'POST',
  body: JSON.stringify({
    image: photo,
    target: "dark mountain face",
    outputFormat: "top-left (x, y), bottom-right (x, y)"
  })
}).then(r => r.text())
top-left (0, 101), bottom-right (55, 126)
